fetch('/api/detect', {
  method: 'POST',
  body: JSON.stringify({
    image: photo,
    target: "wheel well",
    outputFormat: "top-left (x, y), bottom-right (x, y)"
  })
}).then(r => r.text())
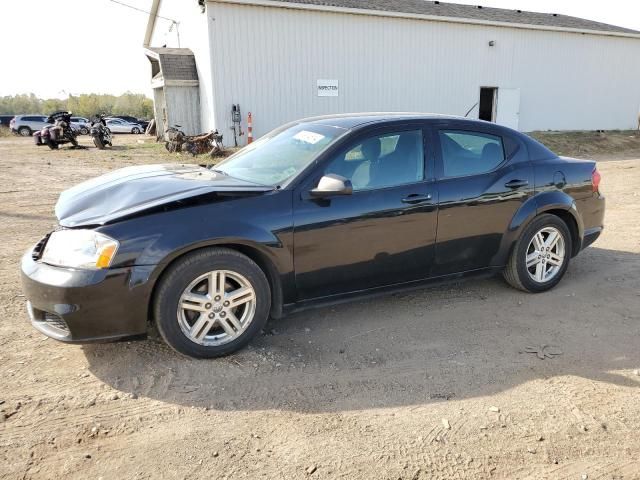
top-left (148, 243), bottom-right (284, 326)
top-left (544, 209), bottom-right (580, 257)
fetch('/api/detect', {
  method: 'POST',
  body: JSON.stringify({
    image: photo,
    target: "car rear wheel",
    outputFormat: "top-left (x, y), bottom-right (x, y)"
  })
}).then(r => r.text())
top-left (154, 248), bottom-right (271, 358)
top-left (503, 214), bottom-right (572, 293)
top-left (18, 127), bottom-right (31, 136)
top-left (80, 127), bottom-right (89, 135)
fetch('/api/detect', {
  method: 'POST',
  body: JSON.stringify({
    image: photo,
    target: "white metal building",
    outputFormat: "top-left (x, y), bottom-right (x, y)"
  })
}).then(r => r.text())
top-left (144, 0), bottom-right (640, 140)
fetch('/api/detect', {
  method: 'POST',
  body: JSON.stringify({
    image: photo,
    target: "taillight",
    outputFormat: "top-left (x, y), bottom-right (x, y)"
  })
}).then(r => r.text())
top-left (592, 168), bottom-right (601, 193)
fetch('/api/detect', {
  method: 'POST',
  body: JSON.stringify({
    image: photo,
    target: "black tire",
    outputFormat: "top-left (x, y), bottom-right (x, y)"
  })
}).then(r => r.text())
top-left (80, 127), bottom-right (89, 135)
top-left (154, 248), bottom-right (271, 358)
top-left (93, 136), bottom-right (105, 149)
top-left (132, 127), bottom-right (140, 134)
top-left (503, 214), bottom-right (572, 293)
top-left (46, 139), bottom-right (59, 150)
top-left (18, 127), bottom-right (31, 137)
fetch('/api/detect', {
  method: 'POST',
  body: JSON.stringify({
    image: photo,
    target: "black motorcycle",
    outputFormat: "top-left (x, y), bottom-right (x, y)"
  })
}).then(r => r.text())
top-left (90, 115), bottom-right (113, 149)
top-left (33, 111), bottom-right (79, 149)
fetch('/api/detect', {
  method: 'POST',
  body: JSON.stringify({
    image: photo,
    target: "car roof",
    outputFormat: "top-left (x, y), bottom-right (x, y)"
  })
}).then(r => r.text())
top-left (297, 112), bottom-right (482, 129)
top-left (294, 112), bottom-right (557, 159)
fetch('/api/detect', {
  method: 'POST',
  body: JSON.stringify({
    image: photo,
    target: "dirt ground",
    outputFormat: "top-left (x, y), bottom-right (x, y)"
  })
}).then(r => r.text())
top-left (1, 133), bottom-right (640, 479)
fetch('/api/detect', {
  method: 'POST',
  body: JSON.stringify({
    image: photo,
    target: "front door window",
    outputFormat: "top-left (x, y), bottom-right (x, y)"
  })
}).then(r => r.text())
top-left (325, 130), bottom-right (425, 191)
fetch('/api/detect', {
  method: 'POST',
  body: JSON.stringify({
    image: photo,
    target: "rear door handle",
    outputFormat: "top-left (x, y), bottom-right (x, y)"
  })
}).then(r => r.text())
top-left (402, 194), bottom-right (432, 204)
top-left (505, 179), bottom-right (529, 189)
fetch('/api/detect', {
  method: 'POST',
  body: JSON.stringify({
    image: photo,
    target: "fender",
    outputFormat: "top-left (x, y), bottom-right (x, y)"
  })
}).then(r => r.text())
top-left (98, 194), bottom-right (296, 319)
top-left (492, 190), bottom-right (583, 266)
top-left (136, 216), bottom-right (293, 296)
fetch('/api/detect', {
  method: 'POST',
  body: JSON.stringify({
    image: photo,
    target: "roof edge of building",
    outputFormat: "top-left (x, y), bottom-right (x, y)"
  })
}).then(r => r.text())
top-left (208, 0), bottom-right (640, 39)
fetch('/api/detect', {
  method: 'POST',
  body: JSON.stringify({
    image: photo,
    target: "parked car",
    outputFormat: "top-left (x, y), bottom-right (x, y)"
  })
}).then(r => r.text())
top-left (112, 115), bottom-right (149, 131)
top-left (70, 117), bottom-right (90, 135)
top-left (105, 117), bottom-right (143, 134)
top-left (20, 114), bottom-right (605, 358)
top-left (0, 115), bottom-right (15, 128)
top-left (10, 115), bottom-right (50, 136)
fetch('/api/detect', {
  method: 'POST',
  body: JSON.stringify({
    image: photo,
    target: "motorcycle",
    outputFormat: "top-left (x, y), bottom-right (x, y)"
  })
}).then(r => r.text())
top-left (33, 111), bottom-right (79, 149)
top-left (90, 115), bottom-right (113, 149)
top-left (165, 125), bottom-right (225, 157)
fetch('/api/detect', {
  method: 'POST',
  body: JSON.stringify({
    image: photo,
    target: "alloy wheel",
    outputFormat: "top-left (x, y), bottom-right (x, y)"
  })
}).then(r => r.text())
top-left (525, 226), bottom-right (565, 283)
top-left (177, 270), bottom-right (257, 346)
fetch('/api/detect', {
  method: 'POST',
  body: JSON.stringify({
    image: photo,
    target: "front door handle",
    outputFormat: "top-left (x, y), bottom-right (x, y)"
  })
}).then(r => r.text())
top-left (505, 179), bottom-right (529, 189)
top-left (402, 194), bottom-right (432, 204)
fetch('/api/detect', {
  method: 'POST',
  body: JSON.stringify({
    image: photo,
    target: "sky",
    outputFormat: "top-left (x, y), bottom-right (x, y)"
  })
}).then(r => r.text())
top-left (1, 0), bottom-right (639, 99)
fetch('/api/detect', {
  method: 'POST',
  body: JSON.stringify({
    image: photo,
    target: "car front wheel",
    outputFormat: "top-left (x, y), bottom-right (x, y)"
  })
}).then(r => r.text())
top-left (132, 127), bottom-right (140, 134)
top-left (503, 214), bottom-right (572, 293)
top-left (154, 248), bottom-right (271, 358)
top-left (18, 127), bottom-right (31, 136)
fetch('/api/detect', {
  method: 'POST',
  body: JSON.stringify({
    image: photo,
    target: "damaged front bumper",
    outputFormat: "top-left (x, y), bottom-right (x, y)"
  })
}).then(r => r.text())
top-left (20, 248), bottom-right (154, 343)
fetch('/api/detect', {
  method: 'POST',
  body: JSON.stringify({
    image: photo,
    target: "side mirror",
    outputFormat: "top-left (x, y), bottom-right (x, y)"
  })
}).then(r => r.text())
top-left (309, 174), bottom-right (353, 198)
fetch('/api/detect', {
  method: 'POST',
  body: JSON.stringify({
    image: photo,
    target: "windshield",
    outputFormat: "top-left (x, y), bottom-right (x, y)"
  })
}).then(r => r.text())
top-left (214, 123), bottom-right (347, 186)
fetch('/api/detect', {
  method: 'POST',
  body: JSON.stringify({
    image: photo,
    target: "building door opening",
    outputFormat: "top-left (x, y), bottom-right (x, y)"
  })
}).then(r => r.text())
top-left (479, 87), bottom-right (497, 122)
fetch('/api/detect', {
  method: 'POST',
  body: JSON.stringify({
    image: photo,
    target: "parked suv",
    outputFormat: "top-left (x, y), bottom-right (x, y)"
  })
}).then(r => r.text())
top-left (0, 115), bottom-right (15, 128)
top-left (10, 115), bottom-right (50, 136)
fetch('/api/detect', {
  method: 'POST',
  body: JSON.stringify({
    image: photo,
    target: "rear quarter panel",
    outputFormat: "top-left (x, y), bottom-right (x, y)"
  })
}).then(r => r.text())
top-left (533, 156), bottom-right (605, 247)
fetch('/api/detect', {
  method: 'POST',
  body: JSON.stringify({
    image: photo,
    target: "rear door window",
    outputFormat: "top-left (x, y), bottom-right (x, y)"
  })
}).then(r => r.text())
top-left (438, 130), bottom-right (505, 177)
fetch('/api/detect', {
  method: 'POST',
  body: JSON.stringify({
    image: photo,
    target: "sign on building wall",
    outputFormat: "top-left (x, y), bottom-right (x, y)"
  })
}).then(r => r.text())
top-left (317, 79), bottom-right (339, 97)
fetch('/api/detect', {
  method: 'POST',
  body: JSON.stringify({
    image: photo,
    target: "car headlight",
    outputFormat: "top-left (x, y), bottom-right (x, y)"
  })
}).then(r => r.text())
top-left (41, 229), bottom-right (119, 269)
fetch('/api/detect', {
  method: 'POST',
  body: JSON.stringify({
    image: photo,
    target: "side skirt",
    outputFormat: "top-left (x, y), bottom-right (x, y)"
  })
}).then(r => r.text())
top-left (282, 266), bottom-right (504, 317)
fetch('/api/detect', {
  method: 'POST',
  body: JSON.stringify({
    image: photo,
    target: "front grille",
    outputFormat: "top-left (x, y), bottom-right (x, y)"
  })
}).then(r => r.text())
top-left (43, 312), bottom-right (70, 334)
top-left (32, 233), bottom-right (51, 261)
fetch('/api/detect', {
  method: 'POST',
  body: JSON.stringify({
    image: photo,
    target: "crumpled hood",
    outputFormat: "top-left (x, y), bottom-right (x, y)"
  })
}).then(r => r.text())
top-left (56, 164), bottom-right (272, 227)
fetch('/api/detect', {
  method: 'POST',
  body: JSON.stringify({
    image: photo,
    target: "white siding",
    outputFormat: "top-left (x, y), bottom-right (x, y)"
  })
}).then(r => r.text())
top-left (165, 86), bottom-right (201, 135)
top-left (152, 87), bottom-right (166, 134)
top-left (207, 3), bottom-right (640, 140)
top-left (150, 1), bottom-right (216, 132)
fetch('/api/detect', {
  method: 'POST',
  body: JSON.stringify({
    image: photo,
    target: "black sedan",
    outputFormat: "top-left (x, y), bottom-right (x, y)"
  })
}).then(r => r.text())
top-left (21, 114), bottom-right (605, 358)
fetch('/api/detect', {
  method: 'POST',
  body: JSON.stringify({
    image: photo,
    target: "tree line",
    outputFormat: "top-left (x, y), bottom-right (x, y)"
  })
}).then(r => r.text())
top-left (0, 93), bottom-right (154, 119)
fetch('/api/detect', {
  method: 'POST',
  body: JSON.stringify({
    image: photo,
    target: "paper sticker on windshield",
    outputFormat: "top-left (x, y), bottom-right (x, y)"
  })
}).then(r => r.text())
top-left (293, 130), bottom-right (325, 145)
